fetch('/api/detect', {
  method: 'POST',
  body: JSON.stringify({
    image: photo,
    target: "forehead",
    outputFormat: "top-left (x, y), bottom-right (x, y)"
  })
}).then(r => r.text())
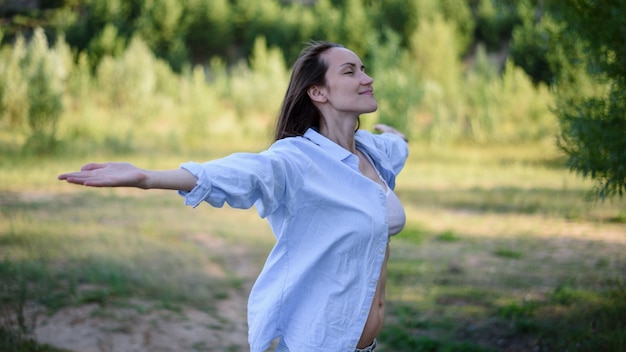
top-left (323, 47), bottom-right (362, 68)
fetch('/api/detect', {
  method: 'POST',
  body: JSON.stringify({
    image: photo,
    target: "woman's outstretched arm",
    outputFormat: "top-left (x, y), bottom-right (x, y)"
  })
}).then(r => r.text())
top-left (58, 162), bottom-right (197, 191)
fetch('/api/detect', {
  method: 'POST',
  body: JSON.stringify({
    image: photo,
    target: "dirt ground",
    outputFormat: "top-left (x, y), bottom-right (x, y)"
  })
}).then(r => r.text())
top-left (32, 232), bottom-right (266, 352)
top-left (34, 295), bottom-right (253, 352)
top-left (29, 219), bottom-right (626, 352)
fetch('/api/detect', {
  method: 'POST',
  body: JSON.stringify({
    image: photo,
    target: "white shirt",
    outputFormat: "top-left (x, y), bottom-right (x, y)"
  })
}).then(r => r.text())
top-left (179, 128), bottom-right (409, 351)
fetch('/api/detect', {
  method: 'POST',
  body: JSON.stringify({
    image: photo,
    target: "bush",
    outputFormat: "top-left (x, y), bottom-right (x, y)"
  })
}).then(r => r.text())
top-left (0, 28), bottom-right (69, 154)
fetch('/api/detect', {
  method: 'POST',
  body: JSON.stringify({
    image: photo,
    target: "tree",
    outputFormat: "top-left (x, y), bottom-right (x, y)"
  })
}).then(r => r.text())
top-left (548, 0), bottom-right (626, 198)
top-left (0, 28), bottom-right (68, 154)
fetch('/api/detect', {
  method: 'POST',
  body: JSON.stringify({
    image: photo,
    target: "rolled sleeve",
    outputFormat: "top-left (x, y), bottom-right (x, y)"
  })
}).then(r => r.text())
top-left (176, 148), bottom-right (298, 217)
top-left (178, 162), bottom-right (212, 208)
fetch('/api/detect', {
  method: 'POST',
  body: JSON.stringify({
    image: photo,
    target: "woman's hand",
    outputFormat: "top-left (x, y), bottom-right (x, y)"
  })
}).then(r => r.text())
top-left (58, 162), bottom-right (198, 191)
top-left (58, 162), bottom-right (149, 188)
top-left (374, 124), bottom-right (408, 142)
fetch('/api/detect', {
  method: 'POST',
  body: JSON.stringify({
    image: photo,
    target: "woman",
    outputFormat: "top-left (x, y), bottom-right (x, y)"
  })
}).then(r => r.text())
top-left (59, 41), bottom-right (409, 352)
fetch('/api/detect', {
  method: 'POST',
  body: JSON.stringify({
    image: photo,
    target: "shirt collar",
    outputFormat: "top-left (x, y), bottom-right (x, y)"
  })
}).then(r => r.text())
top-left (303, 128), bottom-right (360, 171)
top-left (303, 128), bottom-right (353, 161)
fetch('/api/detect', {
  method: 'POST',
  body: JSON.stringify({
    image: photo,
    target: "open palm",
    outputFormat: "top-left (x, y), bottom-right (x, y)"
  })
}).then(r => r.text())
top-left (58, 162), bottom-right (147, 188)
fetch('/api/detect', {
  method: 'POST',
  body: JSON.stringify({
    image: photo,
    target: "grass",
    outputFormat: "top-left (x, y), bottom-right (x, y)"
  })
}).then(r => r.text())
top-left (1, 138), bottom-right (625, 351)
top-left (377, 142), bottom-right (626, 351)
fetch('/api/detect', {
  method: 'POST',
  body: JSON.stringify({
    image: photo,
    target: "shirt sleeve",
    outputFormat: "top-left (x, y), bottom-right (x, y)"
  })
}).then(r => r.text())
top-left (178, 148), bottom-right (301, 218)
top-left (376, 132), bottom-right (410, 176)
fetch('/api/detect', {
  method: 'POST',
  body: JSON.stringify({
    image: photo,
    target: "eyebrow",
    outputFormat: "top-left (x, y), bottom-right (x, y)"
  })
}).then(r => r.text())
top-left (339, 62), bottom-right (365, 70)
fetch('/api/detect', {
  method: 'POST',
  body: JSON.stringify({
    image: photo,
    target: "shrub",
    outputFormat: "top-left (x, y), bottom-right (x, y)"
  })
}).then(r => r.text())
top-left (0, 28), bottom-right (69, 154)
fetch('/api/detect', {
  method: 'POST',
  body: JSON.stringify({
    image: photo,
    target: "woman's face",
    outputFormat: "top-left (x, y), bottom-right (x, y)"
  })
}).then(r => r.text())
top-left (317, 47), bottom-right (377, 117)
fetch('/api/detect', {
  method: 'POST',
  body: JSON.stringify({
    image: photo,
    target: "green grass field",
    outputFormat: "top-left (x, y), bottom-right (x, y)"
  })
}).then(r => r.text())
top-left (1, 140), bottom-right (624, 351)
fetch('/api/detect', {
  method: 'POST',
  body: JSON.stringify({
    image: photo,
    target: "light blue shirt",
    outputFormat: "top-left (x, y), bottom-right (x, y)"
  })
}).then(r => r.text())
top-left (179, 128), bottom-right (409, 351)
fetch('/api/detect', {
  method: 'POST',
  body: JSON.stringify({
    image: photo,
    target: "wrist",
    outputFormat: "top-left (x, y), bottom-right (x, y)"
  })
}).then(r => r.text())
top-left (138, 169), bottom-right (152, 189)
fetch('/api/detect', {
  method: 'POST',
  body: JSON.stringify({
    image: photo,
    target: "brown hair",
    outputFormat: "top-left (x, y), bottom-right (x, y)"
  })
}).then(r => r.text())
top-left (273, 41), bottom-right (344, 141)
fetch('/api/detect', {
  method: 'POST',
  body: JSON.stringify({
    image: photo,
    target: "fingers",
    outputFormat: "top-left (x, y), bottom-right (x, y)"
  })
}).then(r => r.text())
top-left (58, 164), bottom-right (94, 180)
top-left (373, 124), bottom-right (408, 142)
top-left (374, 124), bottom-right (397, 134)
top-left (58, 173), bottom-right (111, 187)
top-left (373, 124), bottom-right (386, 132)
top-left (57, 172), bottom-right (90, 185)
top-left (58, 163), bottom-right (106, 184)
top-left (57, 172), bottom-right (77, 181)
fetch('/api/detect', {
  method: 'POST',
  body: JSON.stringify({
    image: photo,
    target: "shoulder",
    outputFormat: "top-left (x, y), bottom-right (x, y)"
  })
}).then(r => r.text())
top-left (269, 135), bottom-right (315, 154)
top-left (265, 136), bottom-right (316, 168)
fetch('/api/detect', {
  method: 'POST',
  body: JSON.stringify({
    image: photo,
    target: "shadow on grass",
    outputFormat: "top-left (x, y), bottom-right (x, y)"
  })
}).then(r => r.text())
top-left (0, 260), bottom-right (72, 352)
top-left (381, 283), bottom-right (626, 352)
top-left (399, 186), bottom-right (625, 221)
top-left (383, 223), bottom-right (626, 352)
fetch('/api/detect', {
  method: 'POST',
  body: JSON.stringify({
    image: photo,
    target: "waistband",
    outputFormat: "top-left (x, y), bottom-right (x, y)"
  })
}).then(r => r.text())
top-left (355, 339), bottom-right (377, 352)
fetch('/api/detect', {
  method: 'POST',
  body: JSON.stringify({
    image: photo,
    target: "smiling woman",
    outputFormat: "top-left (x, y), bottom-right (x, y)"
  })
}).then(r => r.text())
top-left (58, 41), bottom-right (409, 352)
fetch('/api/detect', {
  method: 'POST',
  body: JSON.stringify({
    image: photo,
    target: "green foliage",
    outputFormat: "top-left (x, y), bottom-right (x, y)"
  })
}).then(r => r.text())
top-left (557, 92), bottom-right (626, 198)
top-left (509, 2), bottom-right (562, 84)
top-left (231, 0), bottom-right (285, 59)
top-left (548, 0), bottom-right (626, 198)
top-left (338, 0), bottom-right (373, 57)
top-left (366, 0), bottom-right (419, 48)
top-left (63, 0), bottom-right (135, 64)
top-left (0, 35), bottom-right (29, 130)
top-left (177, 65), bottom-right (219, 149)
top-left (437, 0), bottom-right (476, 55)
top-left (96, 35), bottom-right (157, 108)
top-left (309, 0), bottom-right (342, 44)
top-left (368, 29), bottom-right (422, 136)
top-left (0, 0), bottom-right (595, 154)
top-left (0, 28), bottom-right (69, 154)
top-left (134, 0), bottom-right (188, 71)
top-left (464, 44), bottom-right (499, 142)
top-left (86, 23), bottom-right (126, 68)
top-left (474, 0), bottom-right (520, 50)
top-left (496, 60), bottom-right (556, 141)
top-left (408, 14), bottom-right (465, 143)
top-left (227, 37), bottom-right (289, 135)
top-left (184, 0), bottom-right (233, 60)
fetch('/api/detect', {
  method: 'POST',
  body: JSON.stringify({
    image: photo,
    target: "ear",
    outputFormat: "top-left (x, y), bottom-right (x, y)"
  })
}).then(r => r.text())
top-left (307, 85), bottom-right (327, 103)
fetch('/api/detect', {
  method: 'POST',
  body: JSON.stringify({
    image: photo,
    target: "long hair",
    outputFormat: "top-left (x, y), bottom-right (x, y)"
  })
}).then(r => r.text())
top-left (273, 41), bottom-right (343, 141)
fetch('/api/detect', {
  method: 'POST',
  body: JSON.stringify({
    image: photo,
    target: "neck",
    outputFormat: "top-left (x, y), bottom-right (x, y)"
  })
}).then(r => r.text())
top-left (318, 115), bottom-right (358, 152)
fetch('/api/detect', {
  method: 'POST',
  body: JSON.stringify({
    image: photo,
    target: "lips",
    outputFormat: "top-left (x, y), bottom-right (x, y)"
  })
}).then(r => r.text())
top-left (360, 89), bottom-right (374, 96)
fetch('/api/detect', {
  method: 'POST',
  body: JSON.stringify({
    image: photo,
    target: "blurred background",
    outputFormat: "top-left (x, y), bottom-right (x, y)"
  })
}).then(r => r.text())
top-left (1, 0), bottom-right (624, 196)
top-left (0, 1), bottom-right (624, 351)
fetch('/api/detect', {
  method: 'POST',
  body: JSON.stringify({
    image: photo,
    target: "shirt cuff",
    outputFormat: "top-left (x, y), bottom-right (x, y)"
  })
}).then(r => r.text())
top-left (178, 162), bottom-right (212, 208)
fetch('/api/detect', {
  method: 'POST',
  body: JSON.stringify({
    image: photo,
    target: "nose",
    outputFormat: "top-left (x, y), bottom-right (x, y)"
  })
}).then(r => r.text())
top-left (361, 72), bottom-right (374, 85)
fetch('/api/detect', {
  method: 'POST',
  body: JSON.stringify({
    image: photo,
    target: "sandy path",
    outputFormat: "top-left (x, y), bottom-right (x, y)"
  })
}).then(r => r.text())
top-left (32, 232), bottom-right (268, 352)
top-left (35, 296), bottom-right (251, 352)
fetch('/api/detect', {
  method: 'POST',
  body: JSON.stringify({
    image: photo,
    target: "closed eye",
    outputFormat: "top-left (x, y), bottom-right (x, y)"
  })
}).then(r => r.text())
top-left (340, 62), bottom-right (364, 75)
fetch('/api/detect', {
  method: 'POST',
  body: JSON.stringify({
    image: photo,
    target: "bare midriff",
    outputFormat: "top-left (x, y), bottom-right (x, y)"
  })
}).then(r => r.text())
top-left (357, 243), bottom-right (390, 349)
